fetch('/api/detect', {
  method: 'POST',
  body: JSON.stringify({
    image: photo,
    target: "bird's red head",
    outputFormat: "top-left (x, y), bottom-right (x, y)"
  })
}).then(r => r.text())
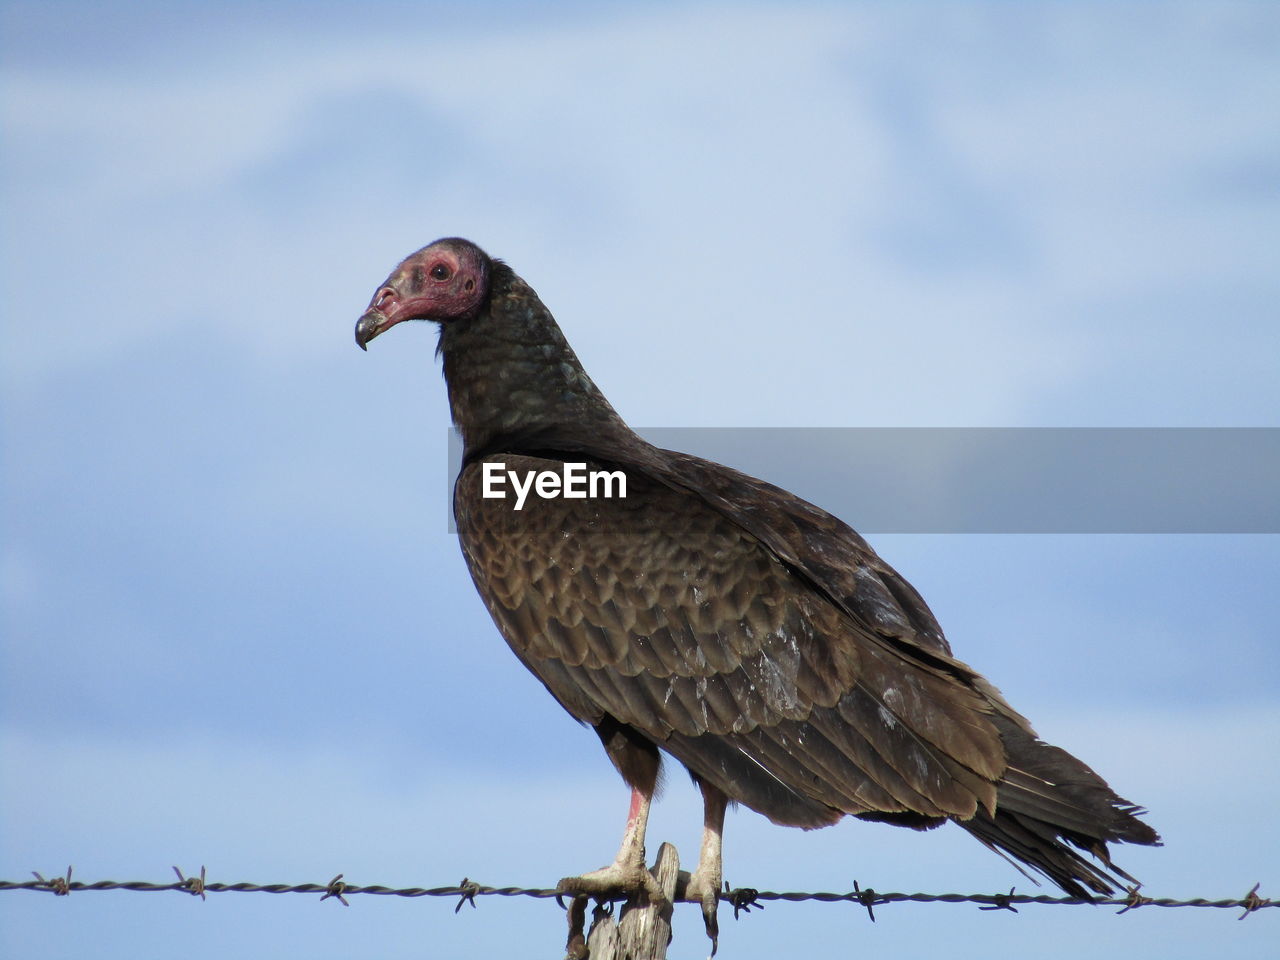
top-left (355, 237), bottom-right (491, 349)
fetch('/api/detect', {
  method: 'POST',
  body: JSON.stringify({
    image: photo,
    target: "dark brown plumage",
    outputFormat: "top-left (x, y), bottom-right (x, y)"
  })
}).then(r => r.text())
top-left (356, 238), bottom-right (1159, 935)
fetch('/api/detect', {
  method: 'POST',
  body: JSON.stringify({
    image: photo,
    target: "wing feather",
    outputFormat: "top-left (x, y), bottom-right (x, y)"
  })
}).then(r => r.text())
top-left (454, 453), bottom-right (1004, 826)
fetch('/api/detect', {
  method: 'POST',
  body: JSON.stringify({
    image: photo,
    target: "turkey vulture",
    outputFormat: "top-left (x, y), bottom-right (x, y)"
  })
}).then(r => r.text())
top-left (355, 238), bottom-right (1159, 944)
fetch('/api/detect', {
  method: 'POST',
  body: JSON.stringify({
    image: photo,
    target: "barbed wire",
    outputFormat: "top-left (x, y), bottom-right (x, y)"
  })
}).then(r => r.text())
top-left (2, 867), bottom-right (1272, 920)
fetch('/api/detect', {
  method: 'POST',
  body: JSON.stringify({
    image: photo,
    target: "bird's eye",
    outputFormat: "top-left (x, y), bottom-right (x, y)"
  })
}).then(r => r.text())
top-left (430, 263), bottom-right (452, 281)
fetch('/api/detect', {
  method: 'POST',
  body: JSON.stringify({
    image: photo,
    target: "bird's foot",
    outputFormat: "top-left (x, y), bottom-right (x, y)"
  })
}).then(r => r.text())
top-left (557, 859), bottom-right (665, 905)
top-left (681, 866), bottom-right (722, 955)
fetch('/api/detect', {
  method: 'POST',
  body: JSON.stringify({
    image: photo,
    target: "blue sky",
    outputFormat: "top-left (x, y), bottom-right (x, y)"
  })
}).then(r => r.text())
top-left (2, 2), bottom-right (1278, 957)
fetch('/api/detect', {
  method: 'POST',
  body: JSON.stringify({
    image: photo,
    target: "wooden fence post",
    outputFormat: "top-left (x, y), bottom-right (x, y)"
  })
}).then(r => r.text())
top-left (565, 843), bottom-right (680, 960)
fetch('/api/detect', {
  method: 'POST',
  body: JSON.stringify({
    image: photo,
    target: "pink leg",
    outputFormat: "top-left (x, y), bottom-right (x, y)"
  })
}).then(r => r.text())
top-left (557, 786), bottom-right (662, 900)
top-left (613, 786), bottom-right (651, 871)
top-left (684, 781), bottom-right (728, 952)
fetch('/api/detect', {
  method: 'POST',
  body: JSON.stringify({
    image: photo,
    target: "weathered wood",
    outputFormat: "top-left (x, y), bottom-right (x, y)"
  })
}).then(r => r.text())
top-left (565, 895), bottom-right (590, 960)
top-left (583, 902), bottom-right (622, 960)
top-left (566, 843), bottom-right (680, 960)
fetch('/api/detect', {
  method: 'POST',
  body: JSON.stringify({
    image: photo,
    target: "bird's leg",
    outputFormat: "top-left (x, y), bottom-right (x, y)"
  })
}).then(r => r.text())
top-left (683, 780), bottom-right (728, 952)
top-left (557, 786), bottom-right (664, 901)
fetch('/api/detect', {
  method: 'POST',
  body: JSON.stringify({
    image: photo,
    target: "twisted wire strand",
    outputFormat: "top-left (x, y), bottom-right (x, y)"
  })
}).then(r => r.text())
top-left (3, 872), bottom-right (1272, 919)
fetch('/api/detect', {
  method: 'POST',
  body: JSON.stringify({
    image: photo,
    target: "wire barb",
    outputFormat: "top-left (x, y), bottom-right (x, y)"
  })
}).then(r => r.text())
top-left (979, 887), bottom-right (1019, 914)
top-left (1116, 884), bottom-right (1151, 915)
top-left (320, 874), bottom-right (349, 907)
top-left (172, 865), bottom-right (207, 901)
top-left (851, 880), bottom-right (879, 922)
top-left (454, 878), bottom-right (480, 913)
top-left (726, 884), bottom-right (761, 920)
top-left (1238, 883), bottom-right (1269, 921)
top-left (31, 867), bottom-right (72, 896)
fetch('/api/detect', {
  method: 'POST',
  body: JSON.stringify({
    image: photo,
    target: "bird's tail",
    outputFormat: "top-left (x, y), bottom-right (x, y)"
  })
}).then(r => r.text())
top-left (958, 713), bottom-right (1161, 898)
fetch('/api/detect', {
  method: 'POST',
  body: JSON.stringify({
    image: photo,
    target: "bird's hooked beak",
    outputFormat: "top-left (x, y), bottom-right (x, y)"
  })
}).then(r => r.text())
top-left (355, 281), bottom-right (417, 350)
top-left (354, 307), bottom-right (392, 351)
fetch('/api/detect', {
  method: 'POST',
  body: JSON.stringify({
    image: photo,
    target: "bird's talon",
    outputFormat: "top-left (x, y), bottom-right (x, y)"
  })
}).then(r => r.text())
top-left (556, 862), bottom-right (664, 905)
top-left (684, 870), bottom-right (722, 952)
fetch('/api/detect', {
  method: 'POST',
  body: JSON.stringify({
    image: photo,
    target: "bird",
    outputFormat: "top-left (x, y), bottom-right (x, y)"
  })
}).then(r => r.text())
top-left (354, 237), bottom-right (1160, 947)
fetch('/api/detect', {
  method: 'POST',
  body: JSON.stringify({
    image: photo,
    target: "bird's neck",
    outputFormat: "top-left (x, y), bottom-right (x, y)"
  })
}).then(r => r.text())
top-left (438, 263), bottom-right (636, 460)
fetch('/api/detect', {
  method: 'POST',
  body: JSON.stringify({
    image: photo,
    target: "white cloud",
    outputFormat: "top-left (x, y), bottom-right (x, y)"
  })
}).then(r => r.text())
top-left (6, 4), bottom-right (1273, 425)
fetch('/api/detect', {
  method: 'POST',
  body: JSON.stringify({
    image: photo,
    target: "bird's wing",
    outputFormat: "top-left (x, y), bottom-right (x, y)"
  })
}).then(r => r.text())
top-left (454, 450), bottom-right (1009, 827)
top-left (652, 447), bottom-right (955, 656)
